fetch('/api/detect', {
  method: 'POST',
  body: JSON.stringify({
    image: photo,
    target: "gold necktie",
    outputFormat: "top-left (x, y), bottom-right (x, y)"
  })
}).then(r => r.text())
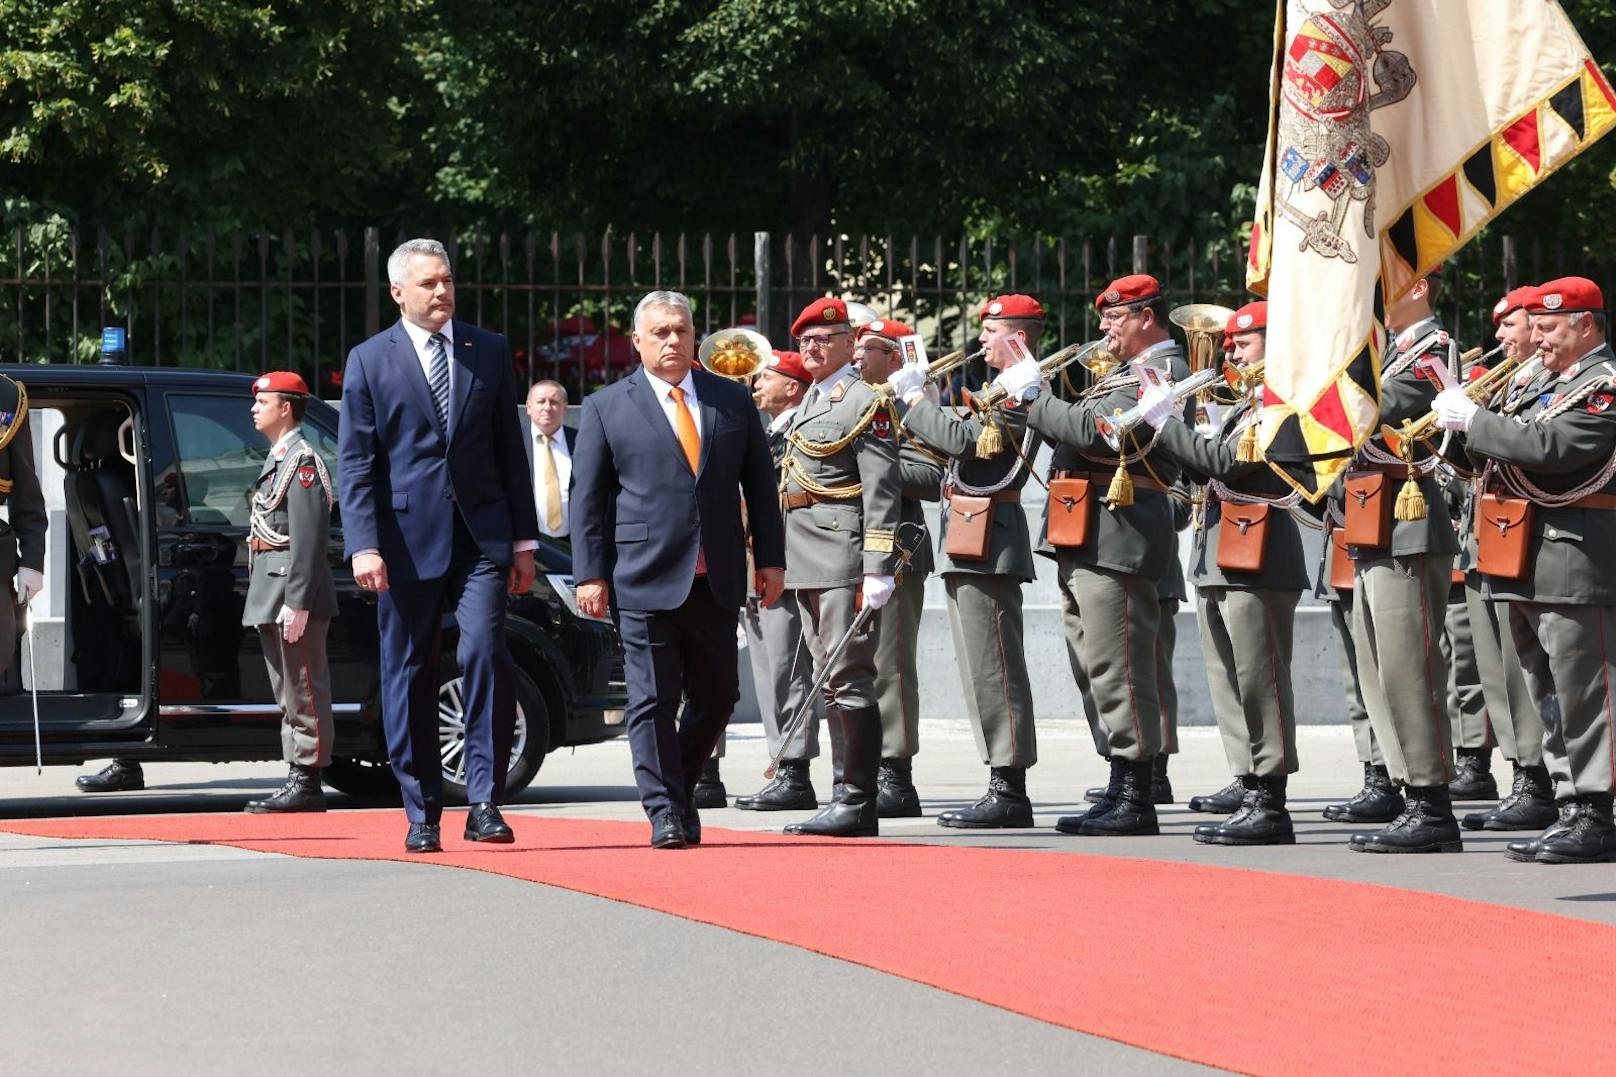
top-left (538, 432), bottom-right (563, 531)
top-left (670, 386), bottom-right (701, 474)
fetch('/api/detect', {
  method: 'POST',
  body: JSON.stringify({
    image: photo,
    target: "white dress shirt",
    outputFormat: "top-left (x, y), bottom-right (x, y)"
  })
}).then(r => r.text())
top-left (768, 406), bottom-right (798, 435)
top-left (532, 424), bottom-right (572, 538)
top-left (645, 367), bottom-right (706, 573)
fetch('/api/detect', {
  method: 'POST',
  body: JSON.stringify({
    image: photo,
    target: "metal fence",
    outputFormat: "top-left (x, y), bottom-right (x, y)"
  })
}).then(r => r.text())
top-left (0, 222), bottom-right (1605, 399)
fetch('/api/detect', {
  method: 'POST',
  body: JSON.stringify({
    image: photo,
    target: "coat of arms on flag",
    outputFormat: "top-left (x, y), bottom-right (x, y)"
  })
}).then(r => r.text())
top-left (1247, 0), bottom-right (1616, 500)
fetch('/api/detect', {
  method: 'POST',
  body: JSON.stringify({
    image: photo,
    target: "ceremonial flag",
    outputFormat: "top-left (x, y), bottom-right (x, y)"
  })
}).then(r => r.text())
top-left (1247, 0), bottom-right (1616, 500)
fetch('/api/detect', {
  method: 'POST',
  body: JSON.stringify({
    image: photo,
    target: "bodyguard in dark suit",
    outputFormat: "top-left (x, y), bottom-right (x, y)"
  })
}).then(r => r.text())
top-left (338, 238), bottom-right (540, 854)
top-left (570, 290), bottom-right (786, 849)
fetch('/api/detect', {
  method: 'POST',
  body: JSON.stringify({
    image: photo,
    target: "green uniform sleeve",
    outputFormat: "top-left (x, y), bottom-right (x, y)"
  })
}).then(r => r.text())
top-left (283, 453), bottom-right (332, 610)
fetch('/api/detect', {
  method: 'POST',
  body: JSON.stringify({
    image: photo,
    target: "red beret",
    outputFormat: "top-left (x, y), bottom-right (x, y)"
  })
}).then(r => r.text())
top-left (979, 294), bottom-right (1045, 322)
top-left (1227, 301), bottom-right (1267, 336)
top-left (856, 319), bottom-right (914, 344)
top-left (790, 297), bottom-right (850, 338)
top-left (1528, 277), bottom-right (1604, 315)
top-left (765, 350), bottom-right (811, 384)
top-left (1491, 286), bottom-right (1539, 325)
top-left (1095, 274), bottom-right (1161, 311)
top-left (252, 371), bottom-right (310, 397)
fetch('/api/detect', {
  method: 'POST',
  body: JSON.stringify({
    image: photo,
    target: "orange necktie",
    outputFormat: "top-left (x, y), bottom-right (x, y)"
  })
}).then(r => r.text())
top-left (669, 386), bottom-right (701, 474)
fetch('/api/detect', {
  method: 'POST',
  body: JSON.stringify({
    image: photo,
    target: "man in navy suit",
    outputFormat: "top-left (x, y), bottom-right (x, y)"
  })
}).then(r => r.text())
top-left (338, 238), bottom-right (540, 854)
top-left (570, 290), bottom-right (786, 848)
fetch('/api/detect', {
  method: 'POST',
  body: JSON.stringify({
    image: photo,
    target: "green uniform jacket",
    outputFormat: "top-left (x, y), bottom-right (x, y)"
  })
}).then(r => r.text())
top-left (1027, 374), bottom-right (1183, 580)
top-left (1154, 402), bottom-right (1309, 591)
top-left (1464, 344), bottom-right (1616, 605)
top-left (891, 399), bottom-right (943, 579)
top-left (243, 429), bottom-right (339, 626)
top-left (781, 368), bottom-right (903, 589)
top-left (0, 414), bottom-right (46, 584)
top-left (1349, 324), bottom-right (1459, 562)
top-left (900, 396), bottom-right (1041, 581)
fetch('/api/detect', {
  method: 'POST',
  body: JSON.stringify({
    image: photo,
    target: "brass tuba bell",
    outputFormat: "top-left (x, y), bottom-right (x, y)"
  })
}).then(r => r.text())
top-left (698, 327), bottom-right (773, 380)
top-left (1168, 303), bottom-right (1236, 376)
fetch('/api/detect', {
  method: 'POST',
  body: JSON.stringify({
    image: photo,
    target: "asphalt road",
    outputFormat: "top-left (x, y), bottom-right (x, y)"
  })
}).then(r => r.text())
top-left (4, 722), bottom-right (1613, 1074)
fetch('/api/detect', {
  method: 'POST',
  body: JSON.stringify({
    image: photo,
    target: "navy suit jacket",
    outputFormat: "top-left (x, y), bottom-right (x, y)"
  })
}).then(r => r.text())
top-left (338, 319), bottom-right (540, 582)
top-left (570, 366), bottom-right (784, 611)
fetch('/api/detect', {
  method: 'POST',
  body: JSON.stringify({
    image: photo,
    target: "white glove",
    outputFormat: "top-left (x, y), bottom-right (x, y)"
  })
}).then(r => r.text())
top-left (861, 574), bottom-right (895, 610)
top-left (1138, 385), bottom-right (1178, 429)
top-left (886, 365), bottom-right (928, 403)
top-left (14, 567), bottom-right (43, 605)
top-left (921, 382), bottom-right (941, 406)
top-left (1433, 388), bottom-right (1479, 431)
top-left (277, 604), bottom-right (310, 644)
top-left (991, 359), bottom-right (1043, 405)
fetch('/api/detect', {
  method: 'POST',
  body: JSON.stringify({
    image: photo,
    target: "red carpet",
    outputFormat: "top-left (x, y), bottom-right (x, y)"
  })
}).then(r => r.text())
top-left (7, 810), bottom-right (1614, 1074)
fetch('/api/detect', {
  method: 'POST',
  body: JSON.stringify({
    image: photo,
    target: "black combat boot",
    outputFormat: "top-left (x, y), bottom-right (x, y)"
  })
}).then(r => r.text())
top-left (691, 757), bottom-right (728, 809)
top-left (1349, 784), bottom-right (1461, 853)
top-left (1322, 763), bottom-right (1404, 823)
top-left (1463, 762), bottom-right (1558, 831)
top-left (1151, 753), bottom-right (1174, 805)
top-left (76, 759), bottom-right (144, 793)
top-left (1188, 777), bottom-right (1246, 814)
top-left (1533, 795), bottom-right (1616, 864)
top-left (1083, 754), bottom-right (1115, 804)
top-left (245, 764), bottom-right (326, 814)
top-left (785, 706), bottom-right (879, 837)
top-left (937, 766), bottom-right (1034, 829)
top-left (1448, 747), bottom-right (1499, 801)
top-left (1070, 759), bottom-right (1159, 837)
top-left (734, 758), bottom-right (817, 811)
top-left (1195, 775), bottom-right (1295, 846)
top-left (876, 757), bottom-right (922, 818)
top-left (1504, 799), bottom-right (1578, 862)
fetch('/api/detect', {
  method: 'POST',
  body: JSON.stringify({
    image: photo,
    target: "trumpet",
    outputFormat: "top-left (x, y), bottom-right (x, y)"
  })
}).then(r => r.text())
top-left (965, 339), bottom-right (1115, 412)
top-left (1379, 349), bottom-right (1542, 455)
top-left (1093, 367), bottom-right (1224, 451)
top-left (1222, 357), bottom-right (1265, 394)
top-left (699, 327), bottom-right (772, 380)
top-left (873, 347), bottom-right (983, 394)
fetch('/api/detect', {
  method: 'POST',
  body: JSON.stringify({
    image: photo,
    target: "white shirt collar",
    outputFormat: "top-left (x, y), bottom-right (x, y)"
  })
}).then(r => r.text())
top-left (270, 427), bottom-right (301, 461)
top-left (1135, 338), bottom-right (1179, 367)
top-left (401, 316), bottom-right (454, 351)
top-left (768, 406), bottom-right (797, 433)
top-left (811, 363), bottom-right (858, 393)
top-left (1395, 317), bottom-right (1439, 350)
top-left (534, 423), bottom-right (567, 448)
top-left (646, 367), bottom-right (697, 404)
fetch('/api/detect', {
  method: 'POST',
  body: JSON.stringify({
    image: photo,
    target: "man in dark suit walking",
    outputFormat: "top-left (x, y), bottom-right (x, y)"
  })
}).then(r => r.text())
top-left (570, 290), bottom-right (786, 848)
top-left (338, 238), bottom-right (540, 854)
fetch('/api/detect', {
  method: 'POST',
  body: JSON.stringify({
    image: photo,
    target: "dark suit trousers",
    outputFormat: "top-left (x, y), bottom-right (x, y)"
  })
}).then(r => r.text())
top-left (377, 520), bottom-right (515, 822)
top-left (615, 576), bottom-right (740, 821)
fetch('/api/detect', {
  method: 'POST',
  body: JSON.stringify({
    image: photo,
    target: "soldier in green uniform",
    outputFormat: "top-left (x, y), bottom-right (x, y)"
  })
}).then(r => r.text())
top-left (855, 320), bottom-right (943, 817)
top-left (1140, 302), bottom-right (1307, 843)
top-left (1437, 276), bottom-right (1616, 863)
top-left (1460, 286), bottom-right (1554, 832)
top-left (242, 371), bottom-right (338, 813)
top-left (733, 349), bottom-right (823, 811)
top-left (1345, 274), bottom-right (1462, 853)
top-left (0, 374), bottom-right (47, 694)
top-left (890, 295), bottom-right (1046, 828)
top-left (1001, 274), bottom-right (1185, 837)
top-left (1441, 474), bottom-right (1499, 802)
top-left (778, 297), bottom-right (903, 838)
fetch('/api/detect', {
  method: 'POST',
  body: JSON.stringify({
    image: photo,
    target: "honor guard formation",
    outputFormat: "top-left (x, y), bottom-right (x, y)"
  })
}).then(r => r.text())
top-left (708, 279), bottom-right (1616, 864)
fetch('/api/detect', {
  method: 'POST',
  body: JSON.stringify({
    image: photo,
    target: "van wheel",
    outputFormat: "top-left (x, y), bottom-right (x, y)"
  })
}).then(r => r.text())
top-left (438, 661), bottom-right (551, 804)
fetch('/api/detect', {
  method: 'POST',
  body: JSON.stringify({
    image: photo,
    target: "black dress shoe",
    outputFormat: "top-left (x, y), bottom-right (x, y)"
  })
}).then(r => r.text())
top-left (651, 812), bottom-right (688, 849)
top-left (682, 809), bottom-right (701, 846)
top-left (937, 767), bottom-right (1032, 829)
top-left (1448, 747), bottom-right (1499, 801)
top-left (692, 758), bottom-right (728, 809)
top-left (405, 822), bottom-right (442, 853)
top-left (464, 803), bottom-right (515, 843)
top-left (1350, 785), bottom-right (1462, 853)
top-left (734, 759), bottom-right (818, 811)
top-left (76, 759), bottom-right (144, 793)
top-left (1323, 763), bottom-right (1404, 823)
top-left (1187, 777), bottom-right (1246, 814)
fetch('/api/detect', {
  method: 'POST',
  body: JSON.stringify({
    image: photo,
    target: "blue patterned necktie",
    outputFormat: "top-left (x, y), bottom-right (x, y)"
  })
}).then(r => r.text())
top-left (427, 332), bottom-right (451, 432)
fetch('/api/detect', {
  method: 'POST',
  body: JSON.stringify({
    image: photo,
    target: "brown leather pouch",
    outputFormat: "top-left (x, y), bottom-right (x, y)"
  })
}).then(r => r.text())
top-left (1046, 476), bottom-right (1095, 549)
top-left (1327, 526), bottom-right (1354, 591)
top-left (944, 494), bottom-right (993, 560)
top-left (1342, 470), bottom-right (1392, 548)
top-left (1216, 502), bottom-right (1271, 573)
top-left (1475, 494), bottom-right (1534, 579)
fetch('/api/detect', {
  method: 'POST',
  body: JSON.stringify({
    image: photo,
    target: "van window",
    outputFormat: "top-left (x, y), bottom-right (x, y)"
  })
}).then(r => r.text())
top-left (168, 396), bottom-right (265, 527)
